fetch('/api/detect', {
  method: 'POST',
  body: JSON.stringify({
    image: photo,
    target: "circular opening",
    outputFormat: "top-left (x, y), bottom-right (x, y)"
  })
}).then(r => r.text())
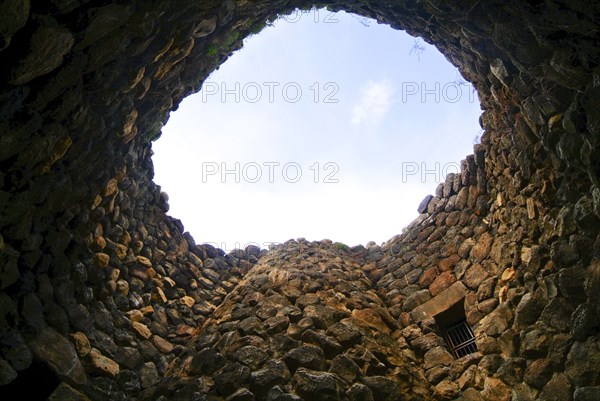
top-left (152, 9), bottom-right (482, 251)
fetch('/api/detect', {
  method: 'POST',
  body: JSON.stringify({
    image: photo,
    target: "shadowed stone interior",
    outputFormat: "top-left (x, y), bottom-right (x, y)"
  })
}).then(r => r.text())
top-left (0, 1), bottom-right (599, 400)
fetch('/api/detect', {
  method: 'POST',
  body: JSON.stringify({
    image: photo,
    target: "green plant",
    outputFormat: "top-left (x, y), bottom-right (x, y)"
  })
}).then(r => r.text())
top-left (335, 242), bottom-right (350, 252)
top-left (223, 31), bottom-right (241, 48)
top-left (206, 44), bottom-right (217, 57)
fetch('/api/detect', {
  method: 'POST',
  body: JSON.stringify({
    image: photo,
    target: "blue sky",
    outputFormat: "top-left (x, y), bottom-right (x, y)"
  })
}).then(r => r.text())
top-left (152, 9), bottom-right (482, 251)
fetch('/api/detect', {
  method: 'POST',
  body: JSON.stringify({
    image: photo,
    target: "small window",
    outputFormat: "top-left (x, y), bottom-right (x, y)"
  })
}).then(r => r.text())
top-left (442, 320), bottom-right (477, 358)
top-left (434, 299), bottom-right (477, 359)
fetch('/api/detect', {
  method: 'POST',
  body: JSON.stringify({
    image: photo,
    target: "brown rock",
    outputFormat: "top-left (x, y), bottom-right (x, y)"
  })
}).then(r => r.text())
top-left (88, 348), bottom-right (120, 378)
top-left (458, 365), bottom-right (484, 390)
top-left (438, 254), bottom-right (460, 271)
top-left (434, 380), bottom-right (460, 400)
top-left (481, 377), bottom-right (511, 401)
top-left (464, 263), bottom-right (489, 289)
top-left (540, 373), bottom-right (573, 401)
top-left (152, 335), bottom-right (174, 354)
top-left (126, 309), bottom-right (144, 322)
top-left (93, 253), bottom-right (110, 268)
top-left (429, 271), bottom-right (456, 297)
top-left (152, 287), bottom-right (167, 303)
top-left (132, 321), bottom-right (152, 339)
top-left (69, 332), bottom-right (91, 358)
top-left (29, 328), bottom-right (87, 385)
top-left (419, 267), bottom-right (438, 288)
top-left (180, 295), bottom-right (195, 307)
top-left (136, 255), bottom-right (153, 267)
top-left (424, 346), bottom-right (454, 369)
top-left (103, 178), bottom-right (118, 196)
top-left (116, 279), bottom-right (129, 296)
top-left (48, 382), bottom-right (91, 401)
top-left (524, 358), bottom-right (554, 389)
top-left (501, 267), bottom-right (517, 282)
top-left (472, 232), bottom-right (493, 261)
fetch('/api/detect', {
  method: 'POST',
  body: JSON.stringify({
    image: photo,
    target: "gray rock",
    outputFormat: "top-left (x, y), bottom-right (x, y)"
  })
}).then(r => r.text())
top-left (424, 347), bottom-right (454, 369)
top-left (189, 347), bottom-right (227, 375)
top-left (266, 385), bottom-right (303, 401)
top-left (347, 383), bottom-right (374, 401)
top-left (214, 363), bottom-right (251, 396)
top-left (524, 358), bottom-right (554, 389)
top-left (418, 195), bottom-right (434, 214)
top-left (574, 387), bottom-right (600, 401)
top-left (540, 373), bottom-right (573, 401)
top-left (0, 329), bottom-right (32, 371)
top-left (565, 336), bottom-right (600, 387)
top-left (10, 17), bottom-right (74, 85)
top-left (326, 322), bottom-right (361, 347)
top-left (497, 357), bottom-right (526, 386)
top-left (250, 359), bottom-right (290, 396)
top-left (48, 382), bottom-right (91, 401)
top-left (514, 291), bottom-right (546, 329)
top-left (362, 376), bottom-right (403, 401)
top-left (225, 387), bottom-right (255, 401)
top-left (28, 327), bottom-right (86, 385)
top-left (283, 345), bottom-right (325, 373)
top-left (329, 354), bottom-right (361, 383)
top-left (0, 358), bottom-right (17, 385)
top-left (0, 0), bottom-right (29, 50)
top-left (233, 345), bottom-right (269, 371)
top-left (292, 368), bottom-right (340, 401)
top-left (140, 362), bottom-right (159, 389)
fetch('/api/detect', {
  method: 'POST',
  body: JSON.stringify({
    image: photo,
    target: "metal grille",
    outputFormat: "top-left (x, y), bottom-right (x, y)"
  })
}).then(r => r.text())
top-left (442, 320), bottom-right (477, 359)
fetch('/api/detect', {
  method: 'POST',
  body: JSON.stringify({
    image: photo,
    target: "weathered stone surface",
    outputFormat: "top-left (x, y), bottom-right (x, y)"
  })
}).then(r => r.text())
top-left (48, 382), bottom-right (91, 401)
top-left (410, 282), bottom-right (468, 321)
top-left (70, 331), bottom-right (91, 357)
top-left (0, 358), bottom-right (17, 385)
top-left (472, 233), bottom-right (493, 261)
top-left (347, 383), bottom-right (374, 401)
top-left (329, 354), bottom-right (361, 383)
top-left (574, 387), bottom-right (600, 401)
top-left (88, 348), bottom-right (120, 378)
top-left (292, 368), bottom-right (340, 401)
top-left (434, 379), bottom-right (460, 400)
top-left (539, 373), bottom-right (573, 401)
top-left (283, 345), bottom-right (325, 373)
top-left (524, 358), bottom-right (554, 389)
top-left (565, 337), bottom-right (600, 387)
top-left (29, 328), bottom-right (87, 385)
top-left (225, 387), bottom-right (256, 401)
top-left (250, 359), bottom-right (291, 395)
top-left (132, 321), bottom-right (152, 339)
top-left (140, 362), bottom-right (159, 389)
top-left (233, 345), bottom-right (269, 370)
top-left (464, 263), bottom-right (489, 289)
top-left (152, 335), bottom-right (174, 354)
top-left (362, 376), bottom-right (403, 401)
top-left (481, 377), bottom-right (511, 401)
top-left (10, 17), bottom-right (74, 85)
top-left (424, 346), bottom-right (454, 369)
top-left (214, 363), bottom-right (252, 396)
top-left (189, 347), bottom-right (227, 375)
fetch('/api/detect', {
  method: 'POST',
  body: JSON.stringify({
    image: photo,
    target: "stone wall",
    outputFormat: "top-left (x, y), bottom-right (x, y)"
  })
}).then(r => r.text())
top-left (0, 1), bottom-right (599, 400)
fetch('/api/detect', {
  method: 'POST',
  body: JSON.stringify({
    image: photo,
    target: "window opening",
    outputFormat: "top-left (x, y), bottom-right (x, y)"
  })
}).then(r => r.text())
top-left (434, 298), bottom-right (477, 358)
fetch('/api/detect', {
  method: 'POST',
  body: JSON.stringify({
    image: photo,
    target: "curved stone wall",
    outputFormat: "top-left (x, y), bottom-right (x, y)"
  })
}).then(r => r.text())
top-left (0, 1), bottom-right (598, 400)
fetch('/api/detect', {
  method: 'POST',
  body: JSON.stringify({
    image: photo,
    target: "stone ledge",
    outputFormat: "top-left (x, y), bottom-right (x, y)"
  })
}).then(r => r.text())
top-left (410, 282), bottom-right (468, 322)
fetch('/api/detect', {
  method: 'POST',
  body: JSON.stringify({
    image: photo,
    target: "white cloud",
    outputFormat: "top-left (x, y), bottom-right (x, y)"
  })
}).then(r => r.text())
top-left (351, 80), bottom-right (393, 125)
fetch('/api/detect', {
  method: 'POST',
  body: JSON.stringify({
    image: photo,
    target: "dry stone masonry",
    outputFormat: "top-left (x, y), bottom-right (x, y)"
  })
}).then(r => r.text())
top-left (0, 1), bottom-right (599, 400)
